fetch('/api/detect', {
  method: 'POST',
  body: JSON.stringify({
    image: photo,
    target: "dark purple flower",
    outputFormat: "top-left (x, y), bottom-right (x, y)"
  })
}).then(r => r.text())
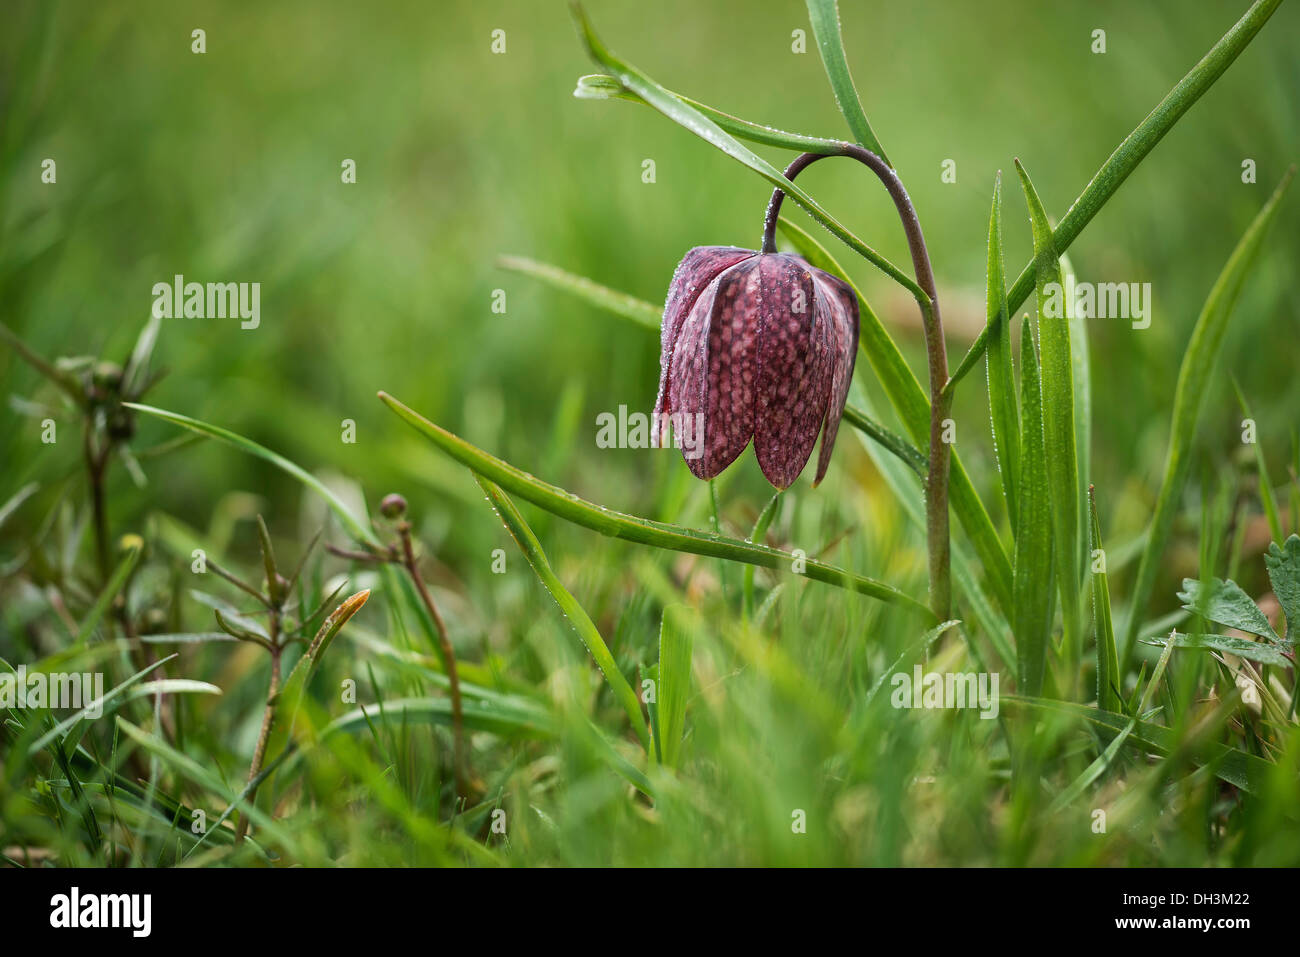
top-left (653, 246), bottom-right (859, 490)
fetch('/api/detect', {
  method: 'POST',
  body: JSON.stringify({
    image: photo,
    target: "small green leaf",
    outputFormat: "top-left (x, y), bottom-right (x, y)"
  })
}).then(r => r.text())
top-left (497, 255), bottom-right (661, 330)
top-left (76, 541), bottom-right (142, 645)
top-left (1178, 577), bottom-right (1279, 642)
top-left (1233, 381), bottom-right (1284, 545)
top-left (1264, 535), bottom-right (1300, 641)
top-left (1147, 631), bottom-right (1292, 667)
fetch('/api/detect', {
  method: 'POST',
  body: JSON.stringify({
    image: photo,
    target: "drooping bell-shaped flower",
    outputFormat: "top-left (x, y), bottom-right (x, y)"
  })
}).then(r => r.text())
top-left (653, 246), bottom-right (859, 489)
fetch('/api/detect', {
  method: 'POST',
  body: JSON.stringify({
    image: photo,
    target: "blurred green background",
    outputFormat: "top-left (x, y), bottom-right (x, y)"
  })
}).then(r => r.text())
top-left (3, 0), bottom-right (1296, 571)
top-left (1, 0), bottom-right (1297, 867)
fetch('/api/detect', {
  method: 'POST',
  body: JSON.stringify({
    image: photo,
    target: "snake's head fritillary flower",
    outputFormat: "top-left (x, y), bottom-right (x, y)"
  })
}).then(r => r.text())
top-left (653, 246), bottom-right (859, 490)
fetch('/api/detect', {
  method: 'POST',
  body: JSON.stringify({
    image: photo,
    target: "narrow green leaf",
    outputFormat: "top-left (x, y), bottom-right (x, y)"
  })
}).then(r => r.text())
top-left (984, 172), bottom-right (1019, 522)
top-left (574, 74), bottom-right (846, 155)
top-left (656, 605), bottom-right (693, 769)
top-left (497, 255), bottom-right (661, 329)
top-left (26, 654), bottom-right (177, 754)
top-left (1178, 577), bottom-right (1279, 642)
top-left (320, 696), bottom-right (555, 741)
top-left (476, 475), bottom-right (651, 750)
top-left (1147, 631), bottom-right (1292, 668)
top-left (0, 481), bottom-right (39, 532)
top-left (569, 3), bottom-right (921, 299)
top-left (776, 216), bottom-right (1014, 614)
top-left (1003, 696), bottom-right (1273, 794)
top-left (1016, 160), bottom-right (1082, 681)
top-left (1123, 168), bottom-right (1294, 664)
top-left (1064, 252), bottom-right (1092, 569)
top-left (1047, 716), bottom-right (1136, 814)
top-left (124, 403), bottom-right (375, 544)
top-left (804, 0), bottom-right (889, 162)
top-left (945, 0), bottom-right (1286, 395)
top-left (1089, 488), bottom-right (1122, 713)
top-left (743, 493), bottom-right (782, 619)
top-left (1263, 535), bottom-right (1300, 641)
top-left (379, 390), bottom-right (933, 619)
top-left (1013, 317), bottom-right (1053, 695)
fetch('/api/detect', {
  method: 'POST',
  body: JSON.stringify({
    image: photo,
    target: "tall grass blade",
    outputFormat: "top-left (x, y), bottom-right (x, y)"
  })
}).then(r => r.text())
top-left (1121, 168), bottom-right (1295, 664)
top-left (945, 0), bottom-right (1285, 395)
top-left (656, 605), bottom-right (693, 769)
top-left (1013, 317), bottom-right (1053, 695)
top-left (477, 475), bottom-right (651, 750)
top-left (804, 0), bottom-right (889, 162)
top-left (1089, 488), bottom-right (1122, 713)
top-left (984, 172), bottom-right (1019, 522)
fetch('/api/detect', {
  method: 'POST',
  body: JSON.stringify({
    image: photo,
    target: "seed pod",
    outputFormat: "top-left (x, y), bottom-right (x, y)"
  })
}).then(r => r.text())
top-left (654, 247), bottom-right (858, 489)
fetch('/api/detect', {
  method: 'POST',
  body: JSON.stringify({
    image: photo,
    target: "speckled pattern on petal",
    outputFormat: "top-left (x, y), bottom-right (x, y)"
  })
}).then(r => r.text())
top-left (691, 257), bottom-right (762, 479)
top-left (752, 254), bottom-right (834, 489)
top-left (813, 271), bottom-right (860, 484)
top-left (654, 246), bottom-right (753, 444)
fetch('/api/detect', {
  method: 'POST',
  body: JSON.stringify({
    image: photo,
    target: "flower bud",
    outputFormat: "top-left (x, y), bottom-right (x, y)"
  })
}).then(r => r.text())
top-left (380, 493), bottom-right (408, 519)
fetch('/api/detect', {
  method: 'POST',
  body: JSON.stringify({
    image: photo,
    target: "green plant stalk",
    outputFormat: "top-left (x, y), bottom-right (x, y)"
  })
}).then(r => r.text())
top-left (775, 217), bottom-right (1014, 616)
top-left (378, 390), bottom-right (934, 620)
top-left (945, 0), bottom-right (1285, 397)
top-left (761, 145), bottom-right (951, 619)
top-left (477, 476), bottom-right (651, 751)
top-left (1120, 167), bottom-right (1294, 669)
top-left (396, 520), bottom-right (467, 798)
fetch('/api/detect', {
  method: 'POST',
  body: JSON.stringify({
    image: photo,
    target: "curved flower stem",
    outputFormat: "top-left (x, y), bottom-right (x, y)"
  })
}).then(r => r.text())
top-left (761, 145), bottom-right (951, 619)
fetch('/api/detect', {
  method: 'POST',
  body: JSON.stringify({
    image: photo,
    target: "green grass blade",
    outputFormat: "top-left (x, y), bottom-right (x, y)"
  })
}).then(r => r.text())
top-left (1064, 252), bottom-right (1092, 569)
top-left (320, 696), bottom-right (555, 741)
top-left (1148, 631), bottom-right (1293, 667)
top-left (776, 216), bottom-right (1014, 614)
top-left (1233, 381), bottom-right (1284, 544)
top-left (27, 654), bottom-right (178, 754)
top-left (1003, 696), bottom-right (1273, 794)
top-left (477, 475), bottom-right (651, 750)
top-left (574, 74), bottom-right (846, 155)
top-left (379, 390), bottom-right (933, 619)
top-left (0, 320), bottom-right (85, 404)
top-left (984, 172), bottom-right (1019, 522)
top-left (656, 605), bottom-right (693, 769)
top-left (1013, 317), bottom-right (1053, 695)
top-left (75, 540), bottom-right (142, 644)
top-left (945, 0), bottom-right (1286, 396)
top-left (124, 402), bottom-right (376, 545)
top-left (569, 3), bottom-right (922, 299)
top-left (1121, 168), bottom-right (1295, 664)
top-left (497, 255), bottom-right (661, 329)
top-left (742, 493), bottom-right (782, 619)
top-left (1016, 160), bottom-right (1082, 683)
top-left (1089, 488), bottom-right (1122, 713)
top-left (804, 0), bottom-right (889, 162)
top-left (1047, 716), bottom-right (1136, 814)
